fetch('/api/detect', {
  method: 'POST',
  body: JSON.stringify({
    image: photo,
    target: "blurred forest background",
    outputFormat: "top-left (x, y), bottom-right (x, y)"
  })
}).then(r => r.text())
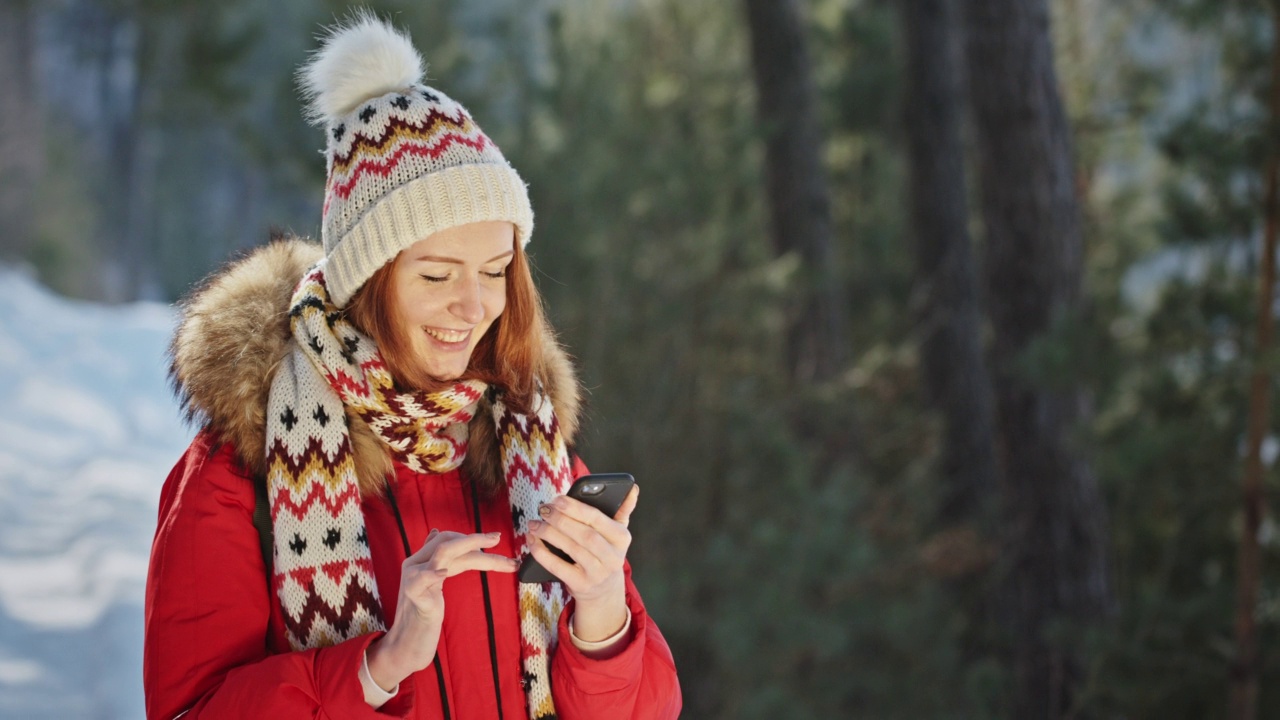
top-left (2, 0), bottom-right (1280, 717)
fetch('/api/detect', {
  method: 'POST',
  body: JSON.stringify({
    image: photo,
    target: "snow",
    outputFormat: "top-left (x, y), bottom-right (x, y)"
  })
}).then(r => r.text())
top-left (0, 267), bottom-right (193, 719)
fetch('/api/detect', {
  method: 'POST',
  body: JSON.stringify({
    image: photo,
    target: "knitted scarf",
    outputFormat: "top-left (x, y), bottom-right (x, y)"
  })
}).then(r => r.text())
top-left (264, 261), bottom-right (572, 719)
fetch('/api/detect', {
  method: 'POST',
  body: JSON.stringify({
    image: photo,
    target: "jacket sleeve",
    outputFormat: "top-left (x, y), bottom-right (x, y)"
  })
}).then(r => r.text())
top-left (144, 434), bottom-right (419, 719)
top-left (550, 564), bottom-right (682, 720)
top-left (549, 457), bottom-right (680, 719)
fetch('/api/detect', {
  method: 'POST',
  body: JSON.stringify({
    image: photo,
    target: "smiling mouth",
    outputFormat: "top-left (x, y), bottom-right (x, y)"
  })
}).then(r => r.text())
top-left (423, 327), bottom-right (471, 344)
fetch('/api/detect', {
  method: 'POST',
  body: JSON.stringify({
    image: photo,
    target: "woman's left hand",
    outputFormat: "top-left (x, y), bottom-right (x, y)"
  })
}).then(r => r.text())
top-left (527, 485), bottom-right (639, 642)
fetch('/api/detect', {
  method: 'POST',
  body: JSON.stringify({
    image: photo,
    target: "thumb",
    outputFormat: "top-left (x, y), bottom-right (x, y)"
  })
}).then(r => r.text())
top-left (614, 485), bottom-right (640, 528)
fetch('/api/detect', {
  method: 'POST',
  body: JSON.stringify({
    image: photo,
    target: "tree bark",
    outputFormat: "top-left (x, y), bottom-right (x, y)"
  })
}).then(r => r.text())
top-left (1228, 9), bottom-right (1280, 720)
top-left (84, 6), bottom-right (143, 302)
top-left (0, 0), bottom-right (42, 263)
top-left (901, 0), bottom-right (998, 533)
top-left (961, 0), bottom-right (1112, 717)
top-left (900, 1), bottom-right (1001, 692)
top-left (742, 0), bottom-right (848, 383)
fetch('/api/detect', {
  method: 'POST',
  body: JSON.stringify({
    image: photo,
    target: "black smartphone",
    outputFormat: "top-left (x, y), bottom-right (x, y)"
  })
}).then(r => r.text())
top-left (517, 473), bottom-right (636, 584)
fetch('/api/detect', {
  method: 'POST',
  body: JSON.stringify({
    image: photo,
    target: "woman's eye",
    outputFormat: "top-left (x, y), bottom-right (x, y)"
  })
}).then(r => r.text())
top-left (483, 270), bottom-right (507, 279)
top-left (419, 274), bottom-right (448, 283)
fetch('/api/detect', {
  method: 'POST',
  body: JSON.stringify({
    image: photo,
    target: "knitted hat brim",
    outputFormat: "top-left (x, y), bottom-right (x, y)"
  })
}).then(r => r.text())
top-left (325, 163), bottom-right (534, 307)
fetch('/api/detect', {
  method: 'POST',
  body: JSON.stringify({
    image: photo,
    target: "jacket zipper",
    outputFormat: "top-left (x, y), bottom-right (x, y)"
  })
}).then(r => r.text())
top-left (469, 481), bottom-right (506, 720)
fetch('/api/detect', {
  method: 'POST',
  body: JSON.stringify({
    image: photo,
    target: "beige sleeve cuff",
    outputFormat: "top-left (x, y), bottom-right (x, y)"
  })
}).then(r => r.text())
top-left (568, 607), bottom-right (633, 656)
top-left (360, 648), bottom-right (399, 709)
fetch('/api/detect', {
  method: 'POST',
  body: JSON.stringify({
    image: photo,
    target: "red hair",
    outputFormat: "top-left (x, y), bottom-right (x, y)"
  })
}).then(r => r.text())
top-left (344, 239), bottom-right (547, 412)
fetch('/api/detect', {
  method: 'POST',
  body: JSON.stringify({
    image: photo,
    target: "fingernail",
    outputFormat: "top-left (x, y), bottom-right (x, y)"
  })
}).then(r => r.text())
top-left (486, 531), bottom-right (501, 539)
top-left (429, 528), bottom-right (439, 536)
top-left (538, 504), bottom-right (551, 517)
top-left (528, 520), bottom-right (542, 531)
top-left (507, 557), bottom-right (520, 567)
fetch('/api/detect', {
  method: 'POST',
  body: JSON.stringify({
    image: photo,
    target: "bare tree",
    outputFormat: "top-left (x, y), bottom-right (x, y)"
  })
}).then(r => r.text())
top-left (0, 0), bottom-right (42, 263)
top-left (901, 0), bottom-right (998, 535)
top-left (961, 0), bottom-right (1112, 716)
top-left (742, 0), bottom-right (848, 383)
top-left (1230, 10), bottom-right (1280, 720)
top-left (900, 1), bottom-right (1001, 695)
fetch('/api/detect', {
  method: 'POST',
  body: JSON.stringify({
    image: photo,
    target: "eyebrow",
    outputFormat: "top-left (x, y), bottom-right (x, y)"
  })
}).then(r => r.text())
top-left (412, 250), bottom-right (514, 265)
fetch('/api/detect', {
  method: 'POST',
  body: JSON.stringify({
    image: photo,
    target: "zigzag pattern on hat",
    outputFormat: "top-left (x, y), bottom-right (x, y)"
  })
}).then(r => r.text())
top-left (330, 107), bottom-right (475, 167)
top-left (321, 90), bottom-right (507, 238)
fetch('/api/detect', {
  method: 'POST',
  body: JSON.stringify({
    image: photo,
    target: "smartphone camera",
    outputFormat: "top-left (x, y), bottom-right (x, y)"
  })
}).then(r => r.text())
top-left (579, 482), bottom-right (605, 496)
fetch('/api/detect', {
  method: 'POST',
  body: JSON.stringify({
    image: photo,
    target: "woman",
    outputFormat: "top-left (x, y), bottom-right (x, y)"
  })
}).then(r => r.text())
top-left (144, 14), bottom-right (680, 719)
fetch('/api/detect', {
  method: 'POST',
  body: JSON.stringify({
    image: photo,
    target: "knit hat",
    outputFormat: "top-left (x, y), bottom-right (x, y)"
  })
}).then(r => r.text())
top-left (298, 13), bottom-right (534, 308)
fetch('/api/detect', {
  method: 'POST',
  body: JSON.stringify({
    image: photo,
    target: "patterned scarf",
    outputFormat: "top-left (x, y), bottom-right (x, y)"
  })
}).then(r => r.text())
top-left (264, 260), bottom-right (572, 719)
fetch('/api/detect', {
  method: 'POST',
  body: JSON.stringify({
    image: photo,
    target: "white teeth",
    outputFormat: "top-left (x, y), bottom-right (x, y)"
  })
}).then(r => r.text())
top-left (425, 327), bottom-right (468, 343)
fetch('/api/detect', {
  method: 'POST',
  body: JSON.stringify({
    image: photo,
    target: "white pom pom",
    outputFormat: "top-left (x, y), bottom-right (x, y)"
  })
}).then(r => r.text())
top-left (298, 11), bottom-right (424, 125)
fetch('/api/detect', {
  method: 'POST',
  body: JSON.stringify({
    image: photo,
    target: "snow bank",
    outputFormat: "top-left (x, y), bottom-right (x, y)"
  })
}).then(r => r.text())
top-left (0, 268), bottom-right (192, 719)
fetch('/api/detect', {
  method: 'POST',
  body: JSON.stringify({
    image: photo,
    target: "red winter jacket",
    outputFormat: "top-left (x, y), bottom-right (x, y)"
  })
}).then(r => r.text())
top-left (144, 430), bottom-right (682, 719)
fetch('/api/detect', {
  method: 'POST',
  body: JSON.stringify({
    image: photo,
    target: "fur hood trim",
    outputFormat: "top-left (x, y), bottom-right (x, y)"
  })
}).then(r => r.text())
top-left (169, 237), bottom-right (582, 495)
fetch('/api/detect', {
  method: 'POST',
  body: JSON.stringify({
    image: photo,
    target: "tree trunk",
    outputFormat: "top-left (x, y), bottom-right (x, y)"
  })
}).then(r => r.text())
top-left (901, 0), bottom-right (998, 534)
top-left (900, 0), bottom-right (1001, 692)
top-left (89, 7), bottom-right (143, 302)
top-left (0, 0), bottom-right (41, 263)
top-left (1228, 9), bottom-right (1280, 720)
top-left (961, 0), bottom-right (1112, 717)
top-left (742, 0), bottom-right (848, 383)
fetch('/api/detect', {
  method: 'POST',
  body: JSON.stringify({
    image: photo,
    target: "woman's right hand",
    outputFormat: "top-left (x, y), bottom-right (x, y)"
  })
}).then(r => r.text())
top-left (365, 529), bottom-right (519, 691)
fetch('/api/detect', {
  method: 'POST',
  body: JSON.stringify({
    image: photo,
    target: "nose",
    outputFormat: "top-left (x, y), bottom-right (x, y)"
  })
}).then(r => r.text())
top-left (450, 276), bottom-right (485, 325)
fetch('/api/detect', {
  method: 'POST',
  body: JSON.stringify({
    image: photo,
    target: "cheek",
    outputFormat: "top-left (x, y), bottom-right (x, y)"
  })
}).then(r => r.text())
top-left (486, 287), bottom-right (508, 321)
top-left (398, 287), bottom-right (440, 325)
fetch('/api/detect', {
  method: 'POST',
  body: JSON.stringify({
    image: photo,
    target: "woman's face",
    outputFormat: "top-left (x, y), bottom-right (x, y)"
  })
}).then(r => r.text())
top-left (390, 221), bottom-right (515, 381)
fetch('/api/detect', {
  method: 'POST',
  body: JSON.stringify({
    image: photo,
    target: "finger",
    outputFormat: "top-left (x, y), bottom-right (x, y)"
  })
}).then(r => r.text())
top-left (536, 509), bottom-right (619, 565)
top-left (615, 485), bottom-right (640, 527)
top-left (545, 496), bottom-right (603, 526)
top-left (430, 532), bottom-right (504, 567)
top-left (528, 518), bottom-right (607, 574)
top-left (544, 496), bottom-right (632, 550)
top-left (405, 529), bottom-right (466, 565)
top-left (538, 504), bottom-right (599, 547)
top-left (528, 535), bottom-right (587, 586)
top-left (435, 549), bottom-right (520, 577)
